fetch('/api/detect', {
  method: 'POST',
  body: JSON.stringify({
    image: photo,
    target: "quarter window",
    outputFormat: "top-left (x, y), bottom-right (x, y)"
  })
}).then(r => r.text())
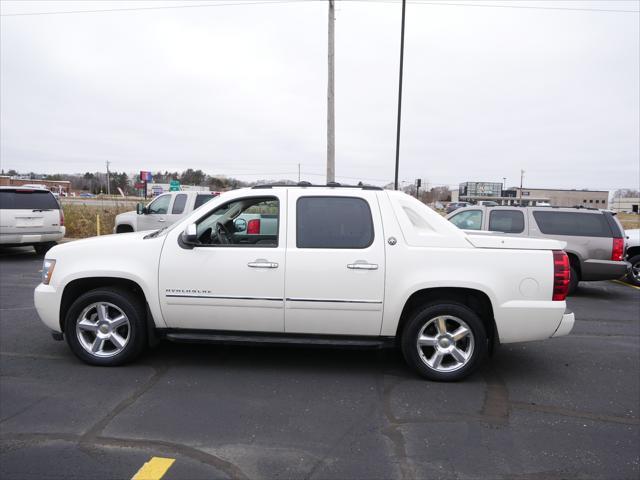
top-left (296, 196), bottom-right (374, 249)
top-left (449, 210), bottom-right (483, 230)
top-left (489, 210), bottom-right (525, 234)
top-left (147, 195), bottom-right (171, 214)
top-left (194, 194), bottom-right (216, 209)
top-left (172, 194), bottom-right (187, 214)
top-left (533, 211), bottom-right (612, 237)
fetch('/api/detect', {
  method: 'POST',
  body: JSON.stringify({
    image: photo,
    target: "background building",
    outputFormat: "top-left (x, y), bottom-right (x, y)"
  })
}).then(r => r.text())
top-left (451, 181), bottom-right (610, 207)
top-left (514, 188), bottom-right (609, 208)
top-left (0, 176), bottom-right (71, 194)
top-left (610, 197), bottom-right (639, 213)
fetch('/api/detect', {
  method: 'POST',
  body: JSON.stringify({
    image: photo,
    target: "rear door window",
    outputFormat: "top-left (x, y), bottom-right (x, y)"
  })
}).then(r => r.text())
top-left (449, 210), bottom-right (483, 230)
top-left (296, 196), bottom-right (374, 248)
top-left (0, 189), bottom-right (59, 210)
top-left (489, 210), bottom-right (524, 233)
top-left (533, 211), bottom-right (612, 237)
top-left (171, 194), bottom-right (187, 214)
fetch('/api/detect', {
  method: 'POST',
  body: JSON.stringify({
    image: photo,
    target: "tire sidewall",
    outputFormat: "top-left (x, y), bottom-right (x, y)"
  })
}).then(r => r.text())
top-left (568, 266), bottom-right (579, 294)
top-left (627, 255), bottom-right (640, 287)
top-left (65, 288), bottom-right (147, 366)
top-left (401, 303), bottom-right (488, 381)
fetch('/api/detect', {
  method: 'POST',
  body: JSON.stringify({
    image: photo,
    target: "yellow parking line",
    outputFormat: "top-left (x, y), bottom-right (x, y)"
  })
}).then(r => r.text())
top-left (131, 457), bottom-right (176, 480)
top-left (612, 279), bottom-right (640, 291)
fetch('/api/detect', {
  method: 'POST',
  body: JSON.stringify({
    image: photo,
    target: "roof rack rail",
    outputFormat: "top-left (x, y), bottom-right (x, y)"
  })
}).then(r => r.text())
top-left (252, 182), bottom-right (383, 191)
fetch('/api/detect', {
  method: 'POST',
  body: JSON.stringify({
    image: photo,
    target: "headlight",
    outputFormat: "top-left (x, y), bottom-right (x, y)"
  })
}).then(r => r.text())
top-left (41, 259), bottom-right (56, 285)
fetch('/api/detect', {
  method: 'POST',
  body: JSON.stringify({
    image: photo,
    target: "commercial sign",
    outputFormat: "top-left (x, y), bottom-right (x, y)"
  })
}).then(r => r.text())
top-left (134, 182), bottom-right (145, 189)
top-left (169, 179), bottom-right (180, 191)
top-left (140, 171), bottom-right (153, 182)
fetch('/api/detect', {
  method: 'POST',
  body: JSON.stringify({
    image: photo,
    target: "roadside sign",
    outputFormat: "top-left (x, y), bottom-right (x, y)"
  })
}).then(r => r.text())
top-left (169, 179), bottom-right (180, 191)
top-left (134, 182), bottom-right (145, 189)
top-left (140, 171), bottom-right (153, 182)
top-left (152, 185), bottom-right (164, 196)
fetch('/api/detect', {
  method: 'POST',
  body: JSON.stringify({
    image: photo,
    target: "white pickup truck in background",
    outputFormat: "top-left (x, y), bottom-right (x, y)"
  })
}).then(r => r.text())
top-left (35, 184), bottom-right (574, 381)
top-left (114, 191), bottom-right (219, 233)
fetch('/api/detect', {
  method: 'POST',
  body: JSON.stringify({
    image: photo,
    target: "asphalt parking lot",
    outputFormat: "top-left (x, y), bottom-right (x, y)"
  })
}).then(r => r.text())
top-left (0, 247), bottom-right (638, 480)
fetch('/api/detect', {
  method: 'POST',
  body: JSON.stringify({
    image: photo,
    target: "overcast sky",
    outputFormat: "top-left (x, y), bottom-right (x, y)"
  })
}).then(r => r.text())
top-left (1, 0), bottom-right (638, 190)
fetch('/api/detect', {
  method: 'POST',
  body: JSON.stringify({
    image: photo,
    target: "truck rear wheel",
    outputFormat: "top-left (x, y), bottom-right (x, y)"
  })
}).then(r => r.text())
top-left (64, 287), bottom-right (147, 366)
top-left (400, 303), bottom-right (488, 381)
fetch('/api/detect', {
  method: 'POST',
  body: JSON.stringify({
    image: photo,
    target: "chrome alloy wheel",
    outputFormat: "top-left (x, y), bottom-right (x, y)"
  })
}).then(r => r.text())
top-left (75, 302), bottom-right (131, 358)
top-left (416, 315), bottom-right (474, 372)
top-left (631, 260), bottom-right (640, 283)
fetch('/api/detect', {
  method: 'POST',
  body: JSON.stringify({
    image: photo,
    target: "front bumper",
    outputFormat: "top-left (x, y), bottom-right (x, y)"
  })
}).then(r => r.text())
top-left (581, 259), bottom-right (629, 281)
top-left (552, 310), bottom-right (575, 338)
top-left (34, 283), bottom-right (62, 332)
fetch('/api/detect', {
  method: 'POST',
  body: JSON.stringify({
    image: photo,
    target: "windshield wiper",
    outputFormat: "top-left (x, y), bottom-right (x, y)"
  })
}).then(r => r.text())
top-left (144, 227), bottom-right (168, 239)
top-left (32, 209), bottom-right (52, 212)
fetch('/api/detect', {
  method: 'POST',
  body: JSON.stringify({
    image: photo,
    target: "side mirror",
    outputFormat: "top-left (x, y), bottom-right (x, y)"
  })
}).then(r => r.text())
top-left (234, 218), bottom-right (247, 232)
top-left (136, 203), bottom-right (147, 215)
top-left (181, 223), bottom-right (198, 244)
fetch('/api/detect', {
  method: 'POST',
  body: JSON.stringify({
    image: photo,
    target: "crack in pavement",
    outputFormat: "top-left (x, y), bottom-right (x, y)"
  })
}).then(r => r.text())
top-left (0, 432), bottom-right (250, 480)
top-left (377, 374), bottom-right (416, 480)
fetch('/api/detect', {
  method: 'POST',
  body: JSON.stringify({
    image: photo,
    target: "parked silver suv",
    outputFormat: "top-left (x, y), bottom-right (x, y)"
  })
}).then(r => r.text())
top-left (446, 206), bottom-right (628, 293)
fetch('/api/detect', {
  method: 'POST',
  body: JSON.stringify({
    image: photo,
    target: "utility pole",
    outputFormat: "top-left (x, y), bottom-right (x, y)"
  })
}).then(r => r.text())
top-left (326, 0), bottom-right (335, 184)
top-left (394, 0), bottom-right (407, 190)
top-left (298, 163), bottom-right (301, 182)
top-left (502, 177), bottom-right (506, 191)
top-left (106, 161), bottom-right (111, 196)
top-left (519, 169), bottom-right (524, 205)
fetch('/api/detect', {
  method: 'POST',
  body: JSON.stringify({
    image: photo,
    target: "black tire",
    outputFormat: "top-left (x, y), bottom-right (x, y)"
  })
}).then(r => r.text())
top-left (64, 287), bottom-right (147, 366)
top-left (626, 254), bottom-right (640, 287)
top-left (568, 265), bottom-right (579, 295)
top-left (400, 302), bottom-right (488, 382)
top-left (34, 242), bottom-right (56, 256)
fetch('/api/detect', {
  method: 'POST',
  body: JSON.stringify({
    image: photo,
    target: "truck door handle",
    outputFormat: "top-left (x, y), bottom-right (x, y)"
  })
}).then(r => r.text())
top-left (248, 260), bottom-right (279, 269)
top-left (347, 263), bottom-right (378, 270)
top-left (158, 218), bottom-right (166, 222)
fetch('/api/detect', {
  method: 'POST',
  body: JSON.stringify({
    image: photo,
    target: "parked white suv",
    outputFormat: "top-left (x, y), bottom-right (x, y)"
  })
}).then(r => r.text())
top-left (0, 186), bottom-right (65, 254)
top-left (34, 185), bottom-right (574, 381)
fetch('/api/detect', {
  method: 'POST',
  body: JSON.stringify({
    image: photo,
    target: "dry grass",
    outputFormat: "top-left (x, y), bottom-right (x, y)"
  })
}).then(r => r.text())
top-left (63, 204), bottom-right (133, 238)
top-left (618, 213), bottom-right (639, 231)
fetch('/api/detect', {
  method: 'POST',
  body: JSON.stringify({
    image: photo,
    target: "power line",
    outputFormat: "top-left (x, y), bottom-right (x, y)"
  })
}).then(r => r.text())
top-left (2, 0), bottom-right (637, 17)
top-left (393, 1), bottom-right (638, 14)
top-left (0, 1), bottom-right (298, 17)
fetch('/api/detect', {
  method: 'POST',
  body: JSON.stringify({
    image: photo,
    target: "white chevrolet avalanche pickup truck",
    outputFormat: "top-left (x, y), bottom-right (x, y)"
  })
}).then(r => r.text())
top-left (34, 184), bottom-right (575, 381)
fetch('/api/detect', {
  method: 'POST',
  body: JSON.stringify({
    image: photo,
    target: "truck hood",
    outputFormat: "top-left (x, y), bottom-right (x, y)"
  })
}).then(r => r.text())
top-left (115, 210), bottom-right (137, 223)
top-left (46, 231), bottom-right (155, 259)
top-left (466, 234), bottom-right (566, 251)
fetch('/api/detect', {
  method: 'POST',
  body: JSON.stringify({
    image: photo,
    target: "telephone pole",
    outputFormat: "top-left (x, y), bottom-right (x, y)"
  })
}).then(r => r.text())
top-left (106, 161), bottom-right (111, 196)
top-left (394, 0), bottom-right (407, 190)
top-left (519, 169), bottom-right (524, 205)
top-left (326, 0), bottom-right (335, 184)
top-left (298, 163), bottom-right (301, 182)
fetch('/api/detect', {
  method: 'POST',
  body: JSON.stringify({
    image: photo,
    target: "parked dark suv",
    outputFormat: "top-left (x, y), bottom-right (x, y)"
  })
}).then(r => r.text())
top-left (446, 206), bottom-right (628, 293)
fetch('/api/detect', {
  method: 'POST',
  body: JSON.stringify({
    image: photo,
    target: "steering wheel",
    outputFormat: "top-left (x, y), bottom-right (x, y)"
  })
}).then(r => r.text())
top-left (215, 222), bottom-right (231, 245)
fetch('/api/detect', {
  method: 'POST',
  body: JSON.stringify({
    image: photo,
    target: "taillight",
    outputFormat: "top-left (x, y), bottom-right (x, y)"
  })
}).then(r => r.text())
top-left (59, 209), bottom-right (65, 227)
top-left (552, 250), bottom-right (570, 301)
top-left (611, 238), bottom-right (624, 261)
top-left (247, 218), bottom-right (260, 234)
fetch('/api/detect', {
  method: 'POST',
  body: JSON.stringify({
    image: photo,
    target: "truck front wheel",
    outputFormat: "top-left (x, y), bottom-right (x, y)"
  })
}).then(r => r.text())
top-left (64, 287), bottom-right (147, 366)
top-left (400, 303), bottom-right (488, 381)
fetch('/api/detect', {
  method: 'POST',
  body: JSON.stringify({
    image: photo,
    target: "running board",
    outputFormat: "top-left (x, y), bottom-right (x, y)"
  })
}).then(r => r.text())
top-left (161, 330), bottom-right (396, 349)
